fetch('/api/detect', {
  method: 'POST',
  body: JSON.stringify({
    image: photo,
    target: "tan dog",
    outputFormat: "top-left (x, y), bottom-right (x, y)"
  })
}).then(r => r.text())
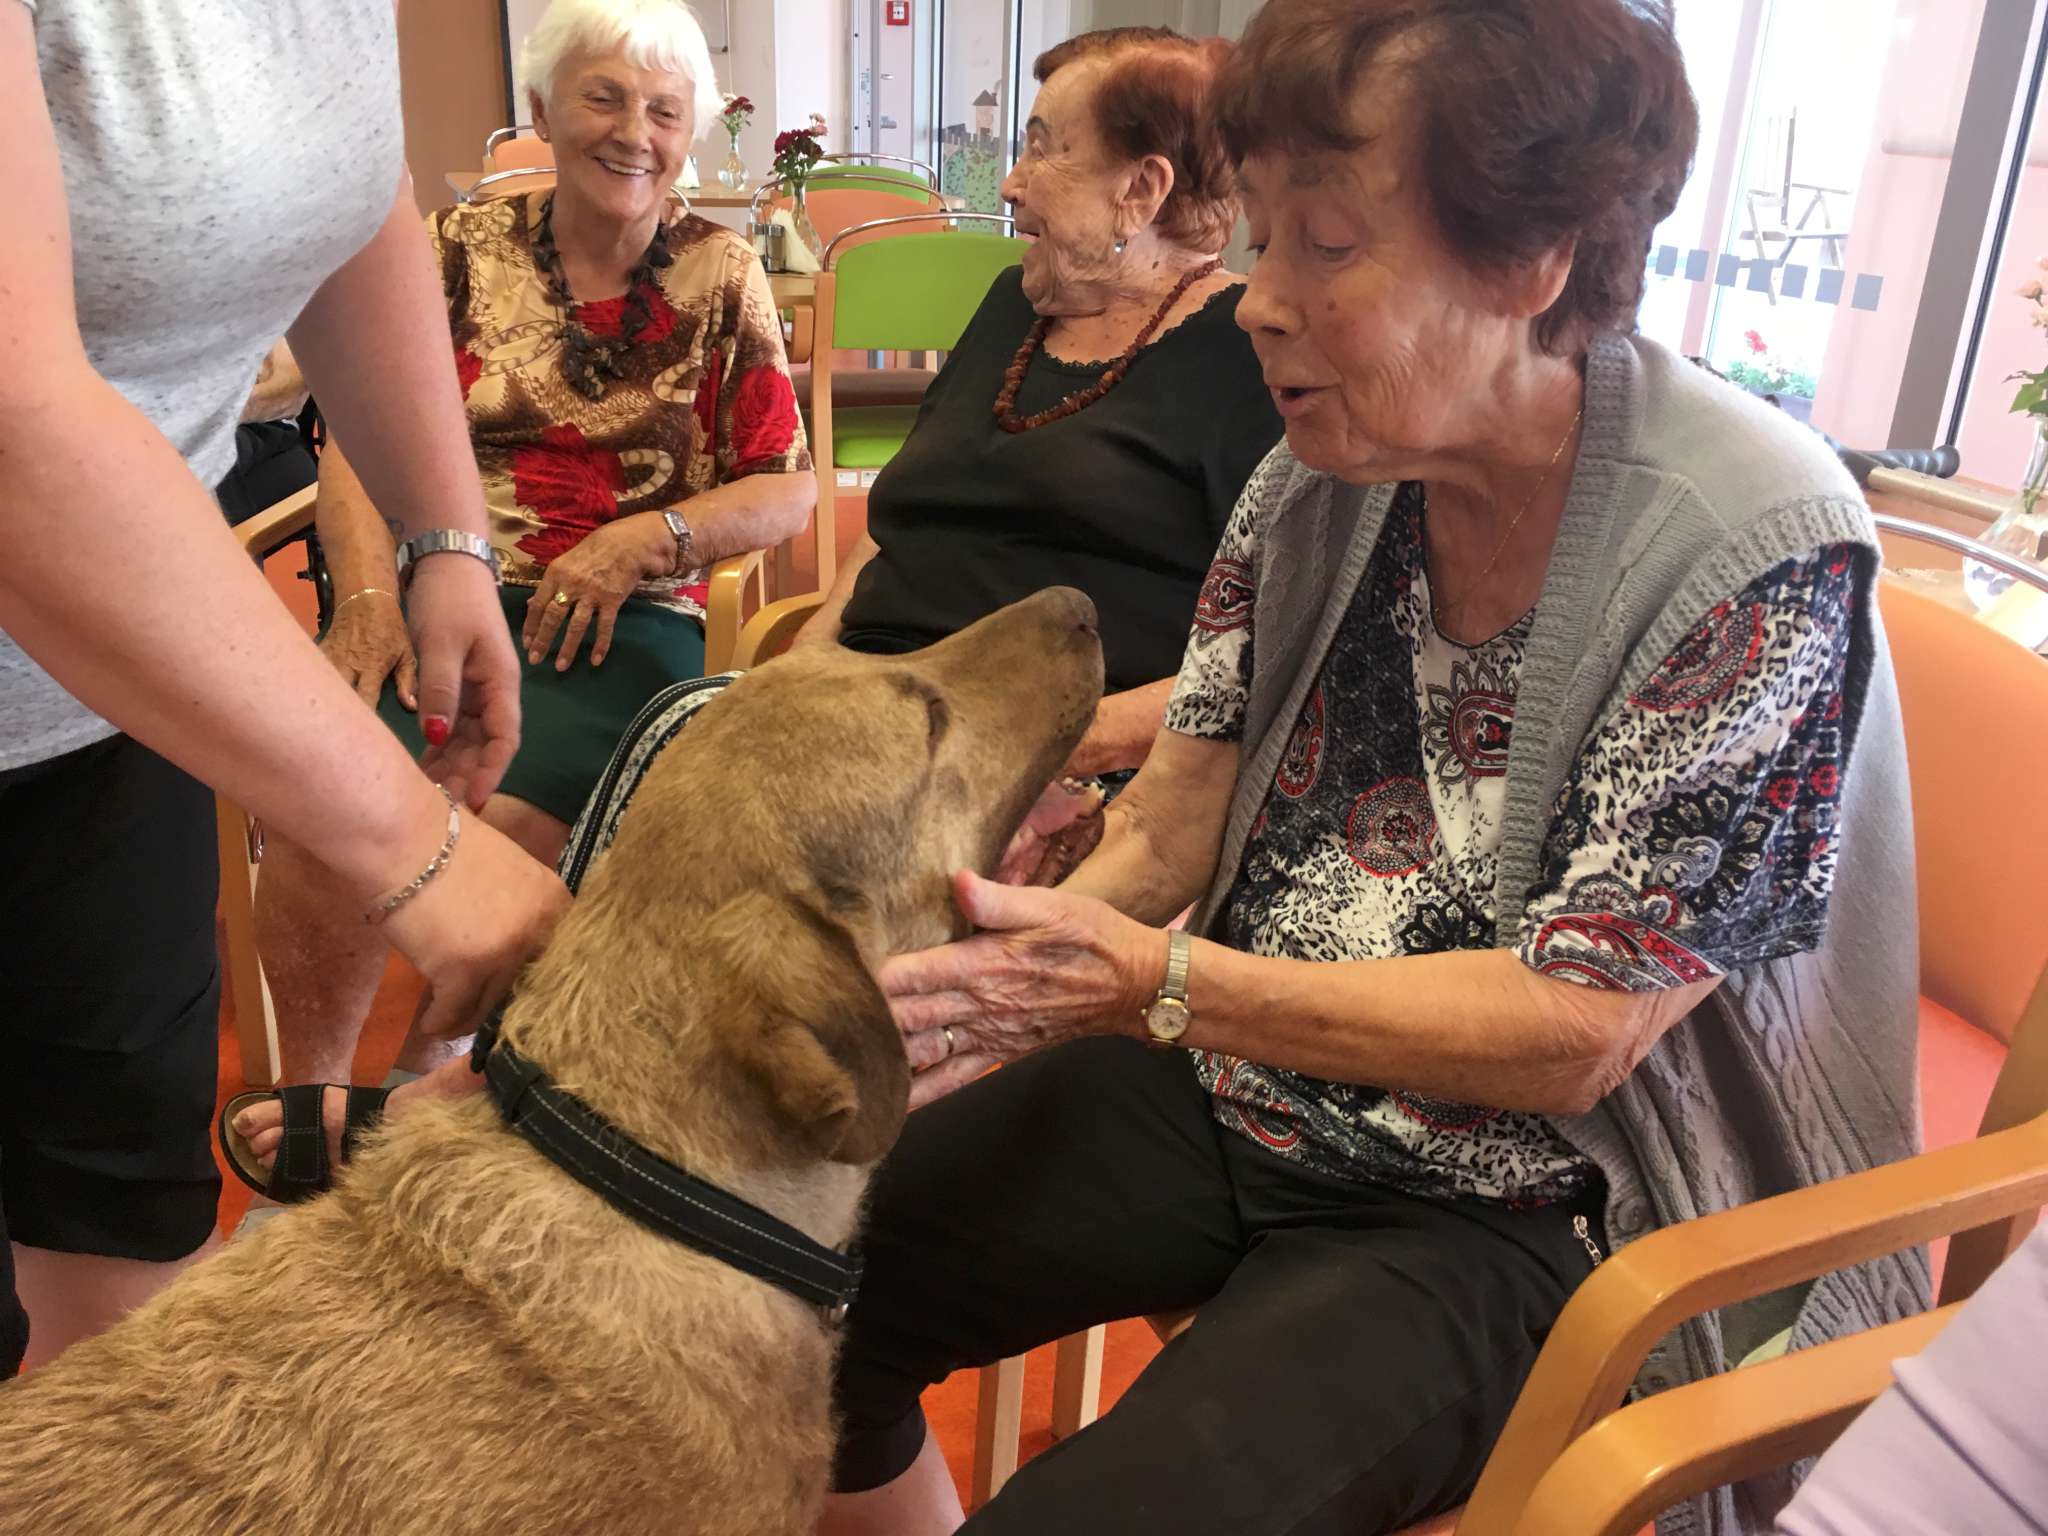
top-left (0, 588), bottom-right (1104, 1536)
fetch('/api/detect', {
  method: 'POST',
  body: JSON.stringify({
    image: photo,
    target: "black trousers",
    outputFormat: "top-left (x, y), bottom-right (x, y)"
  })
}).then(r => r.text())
top-left (0, 736), bottom-right (223, 1375)
top-left (832, 1037), bottom-right (1602, 1535)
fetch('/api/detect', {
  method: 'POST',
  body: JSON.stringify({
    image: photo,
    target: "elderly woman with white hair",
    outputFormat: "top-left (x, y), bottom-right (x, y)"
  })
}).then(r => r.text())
top-left (225, 0), bottom-right (813, 1196)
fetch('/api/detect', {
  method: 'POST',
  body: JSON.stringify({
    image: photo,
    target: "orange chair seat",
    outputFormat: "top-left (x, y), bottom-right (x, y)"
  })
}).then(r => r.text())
top-left (1920, 993), bottom-right (2009, 1152)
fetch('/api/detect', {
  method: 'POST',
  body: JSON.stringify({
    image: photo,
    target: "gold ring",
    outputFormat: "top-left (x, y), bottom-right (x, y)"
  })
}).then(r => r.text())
top-left (553, 590), bottom-right (571, 607)
top-left (942, 1025), bottom-right (957, 1057)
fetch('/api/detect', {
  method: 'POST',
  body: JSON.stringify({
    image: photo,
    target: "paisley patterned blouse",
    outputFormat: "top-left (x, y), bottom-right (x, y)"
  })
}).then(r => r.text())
top-left (1167, 473), bottom-right (1862, 1205)
top-left (428, 192), bottom-right (810, 619)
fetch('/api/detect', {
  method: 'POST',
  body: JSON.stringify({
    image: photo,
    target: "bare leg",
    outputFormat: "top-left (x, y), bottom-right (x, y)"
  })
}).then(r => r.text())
top-left (254, 832), bottom-right (389, 1086)
top-left (818, 1425), bottom-right (965, 1536)
top-left (236, 794), bottom-right (570, 1163)
top-left (12, 1236), bottom-right (222, 1370)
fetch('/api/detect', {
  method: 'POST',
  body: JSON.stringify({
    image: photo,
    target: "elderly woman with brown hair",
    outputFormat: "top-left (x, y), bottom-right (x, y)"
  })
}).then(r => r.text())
top-left (824, 3), bottom-right (1921, 1534)
top-left (797, 26), bottom-right (1281, 782)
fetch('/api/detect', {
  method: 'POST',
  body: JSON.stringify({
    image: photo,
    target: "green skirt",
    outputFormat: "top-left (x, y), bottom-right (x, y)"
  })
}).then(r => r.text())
top-left (372, 586), bottom-right (706, 826)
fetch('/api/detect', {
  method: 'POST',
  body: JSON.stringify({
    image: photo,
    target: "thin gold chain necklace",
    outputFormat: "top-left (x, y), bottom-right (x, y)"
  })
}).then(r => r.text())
top-left (1428, 407), bottom-right (1584, 629)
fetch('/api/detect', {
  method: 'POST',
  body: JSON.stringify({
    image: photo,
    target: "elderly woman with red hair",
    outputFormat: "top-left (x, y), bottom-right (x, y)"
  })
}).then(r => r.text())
top-left (797, 26), bottom-right (1282, 782)
top-left (826, 2), bottom-right (1921, 1534)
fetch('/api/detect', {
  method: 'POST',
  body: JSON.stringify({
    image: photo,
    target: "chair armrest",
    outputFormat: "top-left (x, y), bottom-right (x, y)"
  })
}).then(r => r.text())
top-left (784, 303), bottom-right (815, 366)
top-left (1508, 1305), bottom-right (1961, 1536)
top-left (1462, 1114), bottom-right (2048, 1530)
top-left (702, 548), bottom-right (767, 675)
top-left (233, 484), bottom-right (319, 561)
top-left (733, 593), bottom-right (825, 669)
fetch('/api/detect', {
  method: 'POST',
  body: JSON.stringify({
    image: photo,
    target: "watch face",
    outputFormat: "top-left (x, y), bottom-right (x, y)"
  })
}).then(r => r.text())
top-left (1145, 997), bottom-right (1190, 1043)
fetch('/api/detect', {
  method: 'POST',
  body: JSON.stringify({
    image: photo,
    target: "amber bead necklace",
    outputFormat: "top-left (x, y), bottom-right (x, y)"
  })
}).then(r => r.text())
top-left (992, 258), bottom-right (1223, 433)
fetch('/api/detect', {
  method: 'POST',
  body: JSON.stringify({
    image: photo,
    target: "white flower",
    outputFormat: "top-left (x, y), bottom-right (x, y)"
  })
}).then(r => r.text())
top-left (2031, 307), bottom-right (2048, 328)
top-left (2023, 279), bottom-right (2046, 301)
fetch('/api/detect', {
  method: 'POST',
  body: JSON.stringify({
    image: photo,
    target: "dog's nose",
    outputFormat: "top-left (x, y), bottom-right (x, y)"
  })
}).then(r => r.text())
top-left (1039, 586), bottom-right (1098, 637)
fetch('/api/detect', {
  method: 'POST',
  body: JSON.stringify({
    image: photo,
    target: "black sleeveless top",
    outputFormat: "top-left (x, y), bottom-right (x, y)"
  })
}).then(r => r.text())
top-left (838, 268), bottom-right (1282, 693)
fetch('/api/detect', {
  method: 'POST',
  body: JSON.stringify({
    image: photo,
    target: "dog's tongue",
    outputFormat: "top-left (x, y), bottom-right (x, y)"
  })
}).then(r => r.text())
top-left (1022, 777), bottom-right (1105, 838)
top-left (996, 778), bottom-right (1108, 887)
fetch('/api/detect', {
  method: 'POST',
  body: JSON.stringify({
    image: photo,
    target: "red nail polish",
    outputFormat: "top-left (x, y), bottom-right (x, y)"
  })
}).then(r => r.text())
top-left (423, 716), bottom-right (451, 747)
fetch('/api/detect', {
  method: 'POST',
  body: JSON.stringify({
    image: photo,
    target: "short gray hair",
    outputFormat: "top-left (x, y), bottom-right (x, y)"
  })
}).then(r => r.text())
top-left (520, 0), bottom-right (724, 140)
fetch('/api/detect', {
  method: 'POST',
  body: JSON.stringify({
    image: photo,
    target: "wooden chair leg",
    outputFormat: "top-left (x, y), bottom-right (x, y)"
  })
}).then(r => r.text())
top-left (215, 794), bottom-right (280, 1087)
top-left (970, 1355), bottom-right (1026, 1508)
top-left (1050, 1326), bottom-right (1104, 1440)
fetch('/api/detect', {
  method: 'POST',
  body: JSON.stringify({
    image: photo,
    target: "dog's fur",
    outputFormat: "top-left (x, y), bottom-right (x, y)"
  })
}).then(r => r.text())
top-left (0, 589), bottom-right (1103, 1536)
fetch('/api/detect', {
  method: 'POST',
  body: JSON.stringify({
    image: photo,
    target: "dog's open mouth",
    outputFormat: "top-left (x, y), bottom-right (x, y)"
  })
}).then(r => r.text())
top-left (994, 778), bottom-right (1108, 887)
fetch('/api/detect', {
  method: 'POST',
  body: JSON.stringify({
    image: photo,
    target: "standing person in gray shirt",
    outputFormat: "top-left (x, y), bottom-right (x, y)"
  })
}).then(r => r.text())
top-left (0, 1), bottom-right (569, 1374)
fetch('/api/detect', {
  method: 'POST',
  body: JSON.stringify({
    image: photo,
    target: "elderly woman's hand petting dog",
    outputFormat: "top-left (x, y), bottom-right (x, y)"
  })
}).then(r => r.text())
top-left (883, 872), bottom-right (1156, 1108)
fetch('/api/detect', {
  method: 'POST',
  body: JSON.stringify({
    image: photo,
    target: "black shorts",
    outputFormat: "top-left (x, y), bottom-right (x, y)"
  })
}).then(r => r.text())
top-left (0, 735), bottom-right (223, 1365)
top-left (832, 1036), bottom-right (1605, 1535)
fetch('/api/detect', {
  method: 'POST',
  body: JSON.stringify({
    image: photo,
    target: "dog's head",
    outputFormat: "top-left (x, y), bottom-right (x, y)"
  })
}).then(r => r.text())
top-left (519, 588), bottom-right (1103, 1171)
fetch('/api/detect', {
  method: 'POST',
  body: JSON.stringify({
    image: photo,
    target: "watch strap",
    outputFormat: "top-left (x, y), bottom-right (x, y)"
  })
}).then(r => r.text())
top-left (397, 529), bottom-right (502, 587)
top-left (1159, 928), bottom-right (1191, 1004)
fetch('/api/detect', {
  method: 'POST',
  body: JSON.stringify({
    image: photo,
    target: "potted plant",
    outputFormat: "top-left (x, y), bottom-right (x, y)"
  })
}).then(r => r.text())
top-left (1722, 330), bottom-right (1818, 423)
top-left (716, 94), bottom-right (754, 191)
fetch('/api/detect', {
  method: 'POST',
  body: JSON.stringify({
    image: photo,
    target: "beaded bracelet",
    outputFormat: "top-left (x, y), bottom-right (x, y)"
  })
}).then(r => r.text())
top-left (365, 786), bottom-right (461, 926)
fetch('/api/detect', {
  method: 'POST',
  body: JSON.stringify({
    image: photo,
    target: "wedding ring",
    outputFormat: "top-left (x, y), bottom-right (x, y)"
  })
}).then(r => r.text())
top-left (553, 590), bottom-right (571, 607)
top-left (942, 1025), bottom-right (957, 1058)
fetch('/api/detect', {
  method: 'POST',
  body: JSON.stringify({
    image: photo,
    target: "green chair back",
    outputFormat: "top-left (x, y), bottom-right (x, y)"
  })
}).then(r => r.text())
top-left (810, 161), bottom-right (931, 194)
top-left (830, 231), bottom-right (1031, 352)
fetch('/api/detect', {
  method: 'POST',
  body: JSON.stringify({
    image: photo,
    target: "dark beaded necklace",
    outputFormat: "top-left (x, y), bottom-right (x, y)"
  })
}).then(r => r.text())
top-left (531, 194), bottom-right (676, 402)
top-left (992, 258), bottom-right (1224, 434)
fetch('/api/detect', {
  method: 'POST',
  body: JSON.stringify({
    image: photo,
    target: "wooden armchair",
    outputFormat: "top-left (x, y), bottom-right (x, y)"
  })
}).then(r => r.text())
top-left (216, 484), bottom-right (321, 1086)
top-left (966, 566), bottom-right (2048, 1530)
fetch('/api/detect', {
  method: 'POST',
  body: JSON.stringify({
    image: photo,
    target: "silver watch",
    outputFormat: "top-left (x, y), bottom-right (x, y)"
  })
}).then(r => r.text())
top-left (1142, 930), bottom-right (1193, 1047)
top-left (396, 528), bottom-right (501, 587)
top-left (661, 509), bottom-right (697, 575)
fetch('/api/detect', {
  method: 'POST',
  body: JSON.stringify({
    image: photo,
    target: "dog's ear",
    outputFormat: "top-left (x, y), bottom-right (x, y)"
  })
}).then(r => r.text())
top-left (698, 890), bottom-right (910, 1165)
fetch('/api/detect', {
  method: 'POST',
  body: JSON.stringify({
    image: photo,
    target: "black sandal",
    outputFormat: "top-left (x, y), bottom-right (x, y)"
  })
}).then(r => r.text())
top-left (218, 1083), bottom-right (392, 1203)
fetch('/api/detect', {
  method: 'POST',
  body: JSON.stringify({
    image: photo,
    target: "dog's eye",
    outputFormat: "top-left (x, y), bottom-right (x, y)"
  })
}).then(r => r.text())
top-left (926, 695), bottom-right (950, 749)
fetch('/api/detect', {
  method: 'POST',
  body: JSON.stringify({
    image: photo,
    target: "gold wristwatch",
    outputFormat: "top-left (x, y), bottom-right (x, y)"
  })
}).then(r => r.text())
top-left (1142, 930), bottom-right (1193, 1047)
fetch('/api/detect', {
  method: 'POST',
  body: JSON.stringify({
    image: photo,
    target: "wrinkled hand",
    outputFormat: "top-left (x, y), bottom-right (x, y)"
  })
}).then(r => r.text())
top-left (322, 589), bottom-right (418, 709)
top-left (880, 871), bottom-right (1159, 1108)
top-left (378, 811), bottom-right (571, 1040)
top-left (996, 778), bottom-right (1106, 886)
top-left (407, 551), bottom-right (523, 809)
top-left (522, 515), bottom-right (670, 672)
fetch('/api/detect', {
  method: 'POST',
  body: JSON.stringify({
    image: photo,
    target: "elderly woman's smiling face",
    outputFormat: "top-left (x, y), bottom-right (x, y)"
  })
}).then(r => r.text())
top-left (1235, 79), bottom-right (1572, 485)
top-left (1000, 61), bottom-right (1136, 313)
top-left (535, 49), bottom-right (695, 225)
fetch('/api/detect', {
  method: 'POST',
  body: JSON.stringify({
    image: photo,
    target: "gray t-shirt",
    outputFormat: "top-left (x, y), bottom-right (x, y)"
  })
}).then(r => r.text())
top-left (2, 0), bottom-right (403, 769)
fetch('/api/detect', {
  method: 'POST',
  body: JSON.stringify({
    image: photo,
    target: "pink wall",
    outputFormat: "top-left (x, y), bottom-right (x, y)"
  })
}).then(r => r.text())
top-left (1812, 0), bottom-right (1984, 453)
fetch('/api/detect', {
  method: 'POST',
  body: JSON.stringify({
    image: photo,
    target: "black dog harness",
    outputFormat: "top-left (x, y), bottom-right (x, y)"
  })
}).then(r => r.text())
top-left (472, 1017), bottom-right (862, 1322)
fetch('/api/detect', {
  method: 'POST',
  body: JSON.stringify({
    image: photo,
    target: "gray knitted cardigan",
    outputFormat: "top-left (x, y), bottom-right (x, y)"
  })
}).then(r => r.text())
top-left (1187, 334), bottom-right (1928, 1535)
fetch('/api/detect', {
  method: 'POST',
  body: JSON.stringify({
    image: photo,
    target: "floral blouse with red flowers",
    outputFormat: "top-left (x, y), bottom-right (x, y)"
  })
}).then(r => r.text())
top-left (428, 192), bottom-right (810, 619)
